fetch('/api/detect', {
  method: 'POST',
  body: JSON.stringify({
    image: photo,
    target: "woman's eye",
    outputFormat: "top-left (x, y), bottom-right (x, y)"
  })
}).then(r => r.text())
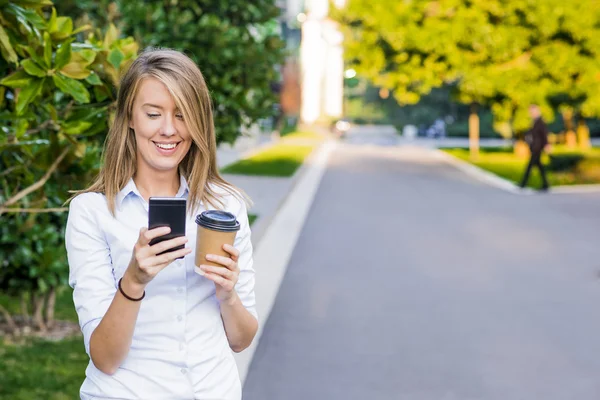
top-left (176, 114), bottom-right (184, 120)
top-left (147, 113), bottom-right (160, 119)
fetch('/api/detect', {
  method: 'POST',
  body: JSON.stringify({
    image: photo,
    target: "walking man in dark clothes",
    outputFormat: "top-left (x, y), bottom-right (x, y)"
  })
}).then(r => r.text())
top-left (519, 104), bottom-right (550, 191)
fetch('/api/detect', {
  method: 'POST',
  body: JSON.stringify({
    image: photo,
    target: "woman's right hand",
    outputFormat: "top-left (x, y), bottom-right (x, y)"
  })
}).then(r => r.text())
top-left (123, 227), bottom-right (192, 291)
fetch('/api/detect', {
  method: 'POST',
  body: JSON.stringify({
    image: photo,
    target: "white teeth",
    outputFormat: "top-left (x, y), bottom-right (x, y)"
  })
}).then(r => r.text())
top-left (155, 143), bottom-right (177, 150)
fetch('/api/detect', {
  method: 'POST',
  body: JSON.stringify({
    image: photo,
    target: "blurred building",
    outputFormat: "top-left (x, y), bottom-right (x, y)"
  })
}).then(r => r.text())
top-left (277, 0), bottom-right (345, 125)
top-left (300, 0), bottom-right (345, 124)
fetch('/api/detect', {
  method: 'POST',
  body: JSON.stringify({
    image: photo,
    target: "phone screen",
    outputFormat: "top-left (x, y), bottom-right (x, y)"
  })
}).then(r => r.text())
top-left (148, 197), bottom-right (187, 257)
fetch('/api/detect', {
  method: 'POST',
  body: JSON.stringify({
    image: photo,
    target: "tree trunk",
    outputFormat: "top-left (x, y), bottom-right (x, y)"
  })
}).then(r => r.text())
top-left (563, 109), bottom-right (577, 148)
top-left (32, 292), bottom-right (47, 332)
top-left (577, 118), bottom-right (591, 150)
top-left (20, 291), bottom-right (31, 324)
top-left (469, 103), bottom-right (480, 160)
top-left (0, 304), bottom-right (18, 334)
top-left (45, 287), bottom-right (56, 329)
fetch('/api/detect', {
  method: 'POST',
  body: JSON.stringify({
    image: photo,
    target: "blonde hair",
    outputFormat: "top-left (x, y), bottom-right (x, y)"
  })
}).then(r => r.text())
top-left (71, 47), bottom-right (250, 216)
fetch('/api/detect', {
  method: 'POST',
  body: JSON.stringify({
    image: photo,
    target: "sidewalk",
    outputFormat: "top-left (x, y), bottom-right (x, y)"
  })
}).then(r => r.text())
top-left (216, 131), bottom-right (275, 169)
top-left (216, 131), bottom-right (288, 246)
top-left (216, 129), bottom-right (329, 247)
top-left (221, 174), bottom-right (297, 246)
top-left (216, 128), bottom-right (335, 384)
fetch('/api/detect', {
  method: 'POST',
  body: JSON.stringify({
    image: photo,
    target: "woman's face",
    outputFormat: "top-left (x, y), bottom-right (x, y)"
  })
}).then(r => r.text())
top-left (129, 77), bottom-right (192, 175)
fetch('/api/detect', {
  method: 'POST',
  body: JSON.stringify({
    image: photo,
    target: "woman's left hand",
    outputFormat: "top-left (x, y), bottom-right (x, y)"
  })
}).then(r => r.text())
top-left (200, 244), bottom-right (240, 303)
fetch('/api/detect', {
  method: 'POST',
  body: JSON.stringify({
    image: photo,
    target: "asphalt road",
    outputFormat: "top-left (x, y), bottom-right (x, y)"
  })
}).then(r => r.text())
top-left (243, 132), bottom-right (600, 400)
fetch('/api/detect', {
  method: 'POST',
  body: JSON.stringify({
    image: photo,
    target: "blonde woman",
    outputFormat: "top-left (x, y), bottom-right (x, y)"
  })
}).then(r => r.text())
top-left (65, 48), bottom-right (258, 400)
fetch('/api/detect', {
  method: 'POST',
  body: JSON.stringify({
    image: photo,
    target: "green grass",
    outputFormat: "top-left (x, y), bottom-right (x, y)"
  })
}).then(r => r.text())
top-left (0, 290), bottom-right (84, 400)
top-left (0, 337), bottom-right (87, 400)
top-left (444, 146), bottom-right (600, 187)
top-left (248, 214), bottom-right (258, 226)
top-left (221, 131), bottom-right (324, 177)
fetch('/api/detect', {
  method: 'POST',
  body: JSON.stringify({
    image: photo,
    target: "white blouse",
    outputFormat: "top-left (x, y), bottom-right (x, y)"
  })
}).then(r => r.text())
top-left (65, 175), bottom-right (257, 400)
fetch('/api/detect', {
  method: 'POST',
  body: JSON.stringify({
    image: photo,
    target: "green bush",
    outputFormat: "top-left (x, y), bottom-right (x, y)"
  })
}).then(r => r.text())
top-left (548, 153), bottom-right (585, 171)
top-left (0, 0), bottom-right (137, 333)
top-left (61, 0), bottom-right (287, 145)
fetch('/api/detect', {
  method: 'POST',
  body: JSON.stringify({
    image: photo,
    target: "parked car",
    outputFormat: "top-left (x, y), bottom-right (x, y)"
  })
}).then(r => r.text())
top-left (331, 118), bottom-right (352, 137)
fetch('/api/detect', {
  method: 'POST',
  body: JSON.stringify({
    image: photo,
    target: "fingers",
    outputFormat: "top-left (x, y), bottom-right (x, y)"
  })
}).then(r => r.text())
top-left (149, 236), bottom-right (188, 256)
top-left (222, 244), bottom-right (240, 261)
top-left (139, 247), bottom-right (192, 271)
top-left (200, 265), bottom-right (236, 290)
top-left (138, 226), bottom-right (171, 246)
top-left (200, 265), bottom-right (235, 280)
top-left (155, 247), bottom-right (193, 266)
top-left (205, 253), bottom-right (237, 270)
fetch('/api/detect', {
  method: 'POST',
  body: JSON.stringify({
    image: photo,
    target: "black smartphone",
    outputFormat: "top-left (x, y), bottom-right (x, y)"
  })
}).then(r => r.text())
top-left (148, 197), bottom-right (187, 258)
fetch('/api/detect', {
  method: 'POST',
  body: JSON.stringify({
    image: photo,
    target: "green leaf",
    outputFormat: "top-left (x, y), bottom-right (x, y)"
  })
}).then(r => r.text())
top-left (52, 73), bottom-right (90, 103)
top-left (60, 65), bottom-right (90, 79)
top-left (47, 103), bottom-right (58, 121)
top-left (0, 70), bottom-right (31, 88)
top-left (43, 32), bottom-right (52, 68)
top-left (93, 85), bottom-right (109, 102)
top-left (12, 0), bottom-right (53, 6)
top-left (68, 105), bottom-right (107, 121)
top-left (51, 16), bottom-right (73, 40)
top-left (6, 4), bottom-right (46, 30)
top-left (37, 277), bottom-right (48, 292)
top-left (0, 24), bottom-right (18, 64)
top-left (63, 120), bottom-right (93, 135)
top-left (103, 23), bottom-right (119, 48)
top-left (119, 38), bottom-right (139, 58)
top-left (55, 41), bottom-right (71, 69)
top-left (74, 142), bottom-right (87, 157)
top-left (15, 118), bottom-right (29, 138)
top-left (48, 7), bottom-right (57, 32)
top-left (74, 49), bottom-right (96, 65)
top-left (22, 46), bottom-right (47, 70)
top-left (72, 24), bottom-right (92, 36)
top-left (22, 59), bottom-right (46, 77)
top-left (16, 78), bottom-right (44, 115)
top-left (85, 72), bottom-right (102, 86)
top-left (107, 48), bottom-right (124, 69)
top-left (79, 120), bottom-right (108, 137)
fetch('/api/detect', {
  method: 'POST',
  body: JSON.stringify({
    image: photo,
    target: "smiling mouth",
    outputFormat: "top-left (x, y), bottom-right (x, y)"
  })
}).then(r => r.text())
top-left (153, 141), bottom-right (180, 150)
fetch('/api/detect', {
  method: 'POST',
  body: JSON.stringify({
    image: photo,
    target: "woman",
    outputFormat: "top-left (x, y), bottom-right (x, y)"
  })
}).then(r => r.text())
top-left (65, 48), bottom-right (258, 400)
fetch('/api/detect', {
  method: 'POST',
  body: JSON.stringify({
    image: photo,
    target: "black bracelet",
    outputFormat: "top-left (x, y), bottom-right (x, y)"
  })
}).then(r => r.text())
top-left (118, 278), bottom-right (145, 302)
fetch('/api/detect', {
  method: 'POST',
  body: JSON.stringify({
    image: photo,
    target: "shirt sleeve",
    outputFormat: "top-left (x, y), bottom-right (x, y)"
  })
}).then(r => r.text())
top-left (233, 199), bottom-right (258, 321)
top-left (65, 194), bottom-right (117, 356)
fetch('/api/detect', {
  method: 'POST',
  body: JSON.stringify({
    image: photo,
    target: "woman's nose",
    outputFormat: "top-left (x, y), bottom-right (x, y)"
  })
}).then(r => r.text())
top-left (161, 116), bottom-right (177, 136)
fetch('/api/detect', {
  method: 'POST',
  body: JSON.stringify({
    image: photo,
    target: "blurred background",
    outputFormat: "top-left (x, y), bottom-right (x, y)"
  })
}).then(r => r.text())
top-left (1, 0), bottom-right (600, 399)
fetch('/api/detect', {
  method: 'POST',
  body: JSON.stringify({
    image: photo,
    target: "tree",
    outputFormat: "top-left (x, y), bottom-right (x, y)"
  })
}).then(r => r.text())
top-left (0, 0), bottom-right (137, 334)
top-left (56, 0), bottom-right (287, 145)
top-left (333, 0), bottom-right (600, 155)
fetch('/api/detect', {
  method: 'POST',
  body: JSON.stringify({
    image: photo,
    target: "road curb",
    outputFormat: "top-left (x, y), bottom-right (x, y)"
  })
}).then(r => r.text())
top-left (237, 137), bottom-right (331, 247)
top-left (233, 139), bottom-right (337, 385)
top-left (435, 149), bottom-right (600, 195)
top-left (434, 149), bottom-right (522, 194)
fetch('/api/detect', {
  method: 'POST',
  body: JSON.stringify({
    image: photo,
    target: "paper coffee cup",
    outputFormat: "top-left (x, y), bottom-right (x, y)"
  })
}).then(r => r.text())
top-left (194, 210), bottom-right (240, 275)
